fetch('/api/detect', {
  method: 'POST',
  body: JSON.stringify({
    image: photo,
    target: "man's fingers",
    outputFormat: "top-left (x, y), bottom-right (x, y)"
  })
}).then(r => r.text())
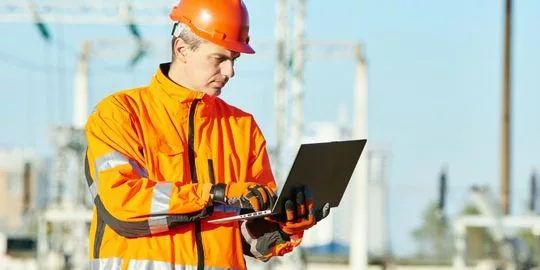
top-left (254, 185), bottom-right (268, 210)
top-left (303, 188), bottom-right (314, 220)
top-left (296, 190), bottom-right (306, 219)
top-left (246, 184), bottom-right (275, 211)
top-left (277, 189), bottom-right (319, 235)
top-left (284, 200), bottom-right (295, 222)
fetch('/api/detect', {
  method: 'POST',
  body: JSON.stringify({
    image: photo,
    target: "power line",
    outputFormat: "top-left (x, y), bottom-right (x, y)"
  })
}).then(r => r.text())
top-left (0, 50), bottom-right (70, 73)
top-left (0, 1), bottom-right (174, 25)
top-left (0, 49), bottom-right (137, 74)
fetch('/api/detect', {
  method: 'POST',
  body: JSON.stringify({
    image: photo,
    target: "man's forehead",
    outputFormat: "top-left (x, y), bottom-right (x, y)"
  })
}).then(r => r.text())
top-left (210, 50), bottom-right (240, 59)
top-left (202, 42), bottom-right (240, 57)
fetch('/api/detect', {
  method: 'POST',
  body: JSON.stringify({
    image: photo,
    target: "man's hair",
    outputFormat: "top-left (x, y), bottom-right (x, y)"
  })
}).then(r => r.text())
top-left (171, 23), bottom-right (206, 60)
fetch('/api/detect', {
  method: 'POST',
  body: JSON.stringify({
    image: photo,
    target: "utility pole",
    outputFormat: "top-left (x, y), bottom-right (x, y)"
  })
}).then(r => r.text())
top-left (73, 41), bottom-right (91, 130)
top-left (74, 41), bottom-right (91, 207)
top-left (500, 0), bottom-right (512, 215)
top-left (274, 0), bottom-right (287, 183)
top-left (283, 1), bottom-right (308, 269)
top-left (350, 43), bottom-right (368, 270)
top-left (291, 0), bottom-right (305, 150)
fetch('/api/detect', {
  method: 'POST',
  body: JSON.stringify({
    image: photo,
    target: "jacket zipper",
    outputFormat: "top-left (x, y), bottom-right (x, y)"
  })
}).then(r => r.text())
top-left (188, 99), bottom-right (204, 270)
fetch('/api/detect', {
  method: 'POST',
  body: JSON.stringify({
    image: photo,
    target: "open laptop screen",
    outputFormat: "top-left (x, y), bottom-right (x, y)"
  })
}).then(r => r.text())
top-left (271, 139), bottom-right (367, 220)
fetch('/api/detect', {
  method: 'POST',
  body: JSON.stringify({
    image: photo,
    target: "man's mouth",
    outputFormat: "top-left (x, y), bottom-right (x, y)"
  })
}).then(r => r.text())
top-left (212, 81), bottom-right (226, 88)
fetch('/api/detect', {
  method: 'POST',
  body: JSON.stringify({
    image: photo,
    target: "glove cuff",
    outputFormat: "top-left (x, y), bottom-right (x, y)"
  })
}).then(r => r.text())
top-left (279, 225), bottom-right (306, 238)
top-left (211, 183), bottom-right (227, 204)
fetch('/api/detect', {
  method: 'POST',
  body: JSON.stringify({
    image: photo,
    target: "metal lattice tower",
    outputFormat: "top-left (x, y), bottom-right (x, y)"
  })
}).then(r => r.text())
top-left (0, 1), bottom-right (369, 268)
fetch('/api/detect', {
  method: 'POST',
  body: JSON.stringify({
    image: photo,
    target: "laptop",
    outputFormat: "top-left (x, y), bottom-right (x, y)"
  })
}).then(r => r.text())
top-left (207, 139), bottom-right (367, 224)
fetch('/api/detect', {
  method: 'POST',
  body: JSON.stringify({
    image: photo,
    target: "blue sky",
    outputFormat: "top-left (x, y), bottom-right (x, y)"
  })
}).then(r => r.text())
top-left (1, 0), bottom-right (540, 257)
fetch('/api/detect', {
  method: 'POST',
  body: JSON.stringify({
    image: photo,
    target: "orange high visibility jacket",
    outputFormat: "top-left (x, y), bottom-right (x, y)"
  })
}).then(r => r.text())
top-left (85, 63), bottom-right (288, 270)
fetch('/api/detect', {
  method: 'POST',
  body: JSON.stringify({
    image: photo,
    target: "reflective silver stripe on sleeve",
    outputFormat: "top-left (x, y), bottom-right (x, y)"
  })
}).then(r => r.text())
top-left (94, 151), bottom-right (130, 187)
top-left (95, 151), bottom-right (129, 174)
top-left (148, 217), bottom-right (169, 235)
top-left (148, 182), bottom-right (173, 234)
top-left (151, 182), bottom-right (173, 215)
top-left (128, 259), bottom-right (239, 270)
top-left (89, 182), bottom-right (98, 200)
top-left (240, 221), bottom-right (265, 259)
top-left (89, 257), bottom-right (123, 270)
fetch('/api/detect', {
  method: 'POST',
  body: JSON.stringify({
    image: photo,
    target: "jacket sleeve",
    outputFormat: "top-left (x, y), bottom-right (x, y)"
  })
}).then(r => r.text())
top-left (241, 117), bottom-right (304, 260)
top-left (84, 97), bottom-right (213, 238)
top-left (246, 116), bottom-right (277, 191)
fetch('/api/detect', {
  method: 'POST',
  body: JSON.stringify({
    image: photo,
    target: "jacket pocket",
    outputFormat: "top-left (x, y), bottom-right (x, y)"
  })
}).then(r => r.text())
top-left (155, 141), bottom-right (186, 182)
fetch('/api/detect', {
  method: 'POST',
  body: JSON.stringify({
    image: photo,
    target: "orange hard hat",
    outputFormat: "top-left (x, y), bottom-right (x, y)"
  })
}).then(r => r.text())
top-left (170, 0), bottom-right (255, 54)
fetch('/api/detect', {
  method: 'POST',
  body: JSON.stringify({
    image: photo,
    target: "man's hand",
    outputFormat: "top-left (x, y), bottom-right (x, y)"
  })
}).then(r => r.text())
top-left (211, 182), bottom-right (276, 212)
top-left (267, 187), bottom-right (330, 235)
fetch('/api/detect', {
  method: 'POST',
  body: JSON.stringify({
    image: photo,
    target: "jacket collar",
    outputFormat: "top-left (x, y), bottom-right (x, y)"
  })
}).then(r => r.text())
top-left (150, 63), bottom-right (215, 104)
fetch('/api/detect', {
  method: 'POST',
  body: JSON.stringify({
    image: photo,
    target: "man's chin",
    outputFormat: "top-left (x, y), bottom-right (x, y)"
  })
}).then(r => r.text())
top-left (205, 87), bottom-right (222, 97)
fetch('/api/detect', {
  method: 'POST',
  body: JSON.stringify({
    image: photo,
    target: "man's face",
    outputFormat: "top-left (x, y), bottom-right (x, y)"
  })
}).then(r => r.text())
top-left (178, 41), bottom-right (240, 97)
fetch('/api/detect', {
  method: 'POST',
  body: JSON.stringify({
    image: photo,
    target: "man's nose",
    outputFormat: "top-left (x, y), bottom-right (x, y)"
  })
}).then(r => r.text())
top-left (221, 60), bottom-right (235, 78)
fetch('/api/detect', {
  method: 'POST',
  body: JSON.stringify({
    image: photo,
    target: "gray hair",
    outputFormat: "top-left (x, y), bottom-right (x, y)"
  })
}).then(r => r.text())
top-left (172, 22), bottom-right (206, 53)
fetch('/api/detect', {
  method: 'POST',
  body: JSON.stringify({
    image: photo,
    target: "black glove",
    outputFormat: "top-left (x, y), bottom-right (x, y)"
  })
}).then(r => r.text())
top-left (211, 182), bottom-right (276, 211)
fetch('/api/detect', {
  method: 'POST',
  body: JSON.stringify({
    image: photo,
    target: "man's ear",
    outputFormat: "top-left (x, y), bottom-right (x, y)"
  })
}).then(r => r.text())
top-left (173, 38), bottom-right (188, 62)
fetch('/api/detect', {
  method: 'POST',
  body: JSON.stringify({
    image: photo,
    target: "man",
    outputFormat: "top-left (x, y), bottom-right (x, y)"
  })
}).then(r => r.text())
top-left (84, 0), bottom-right (326, 269)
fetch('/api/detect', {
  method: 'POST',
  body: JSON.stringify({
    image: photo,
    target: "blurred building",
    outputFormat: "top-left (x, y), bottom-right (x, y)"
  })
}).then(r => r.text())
top-left (366, 149), bottom-right (390, 259)
top-left (0, 148), bottom-right (47, 236)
